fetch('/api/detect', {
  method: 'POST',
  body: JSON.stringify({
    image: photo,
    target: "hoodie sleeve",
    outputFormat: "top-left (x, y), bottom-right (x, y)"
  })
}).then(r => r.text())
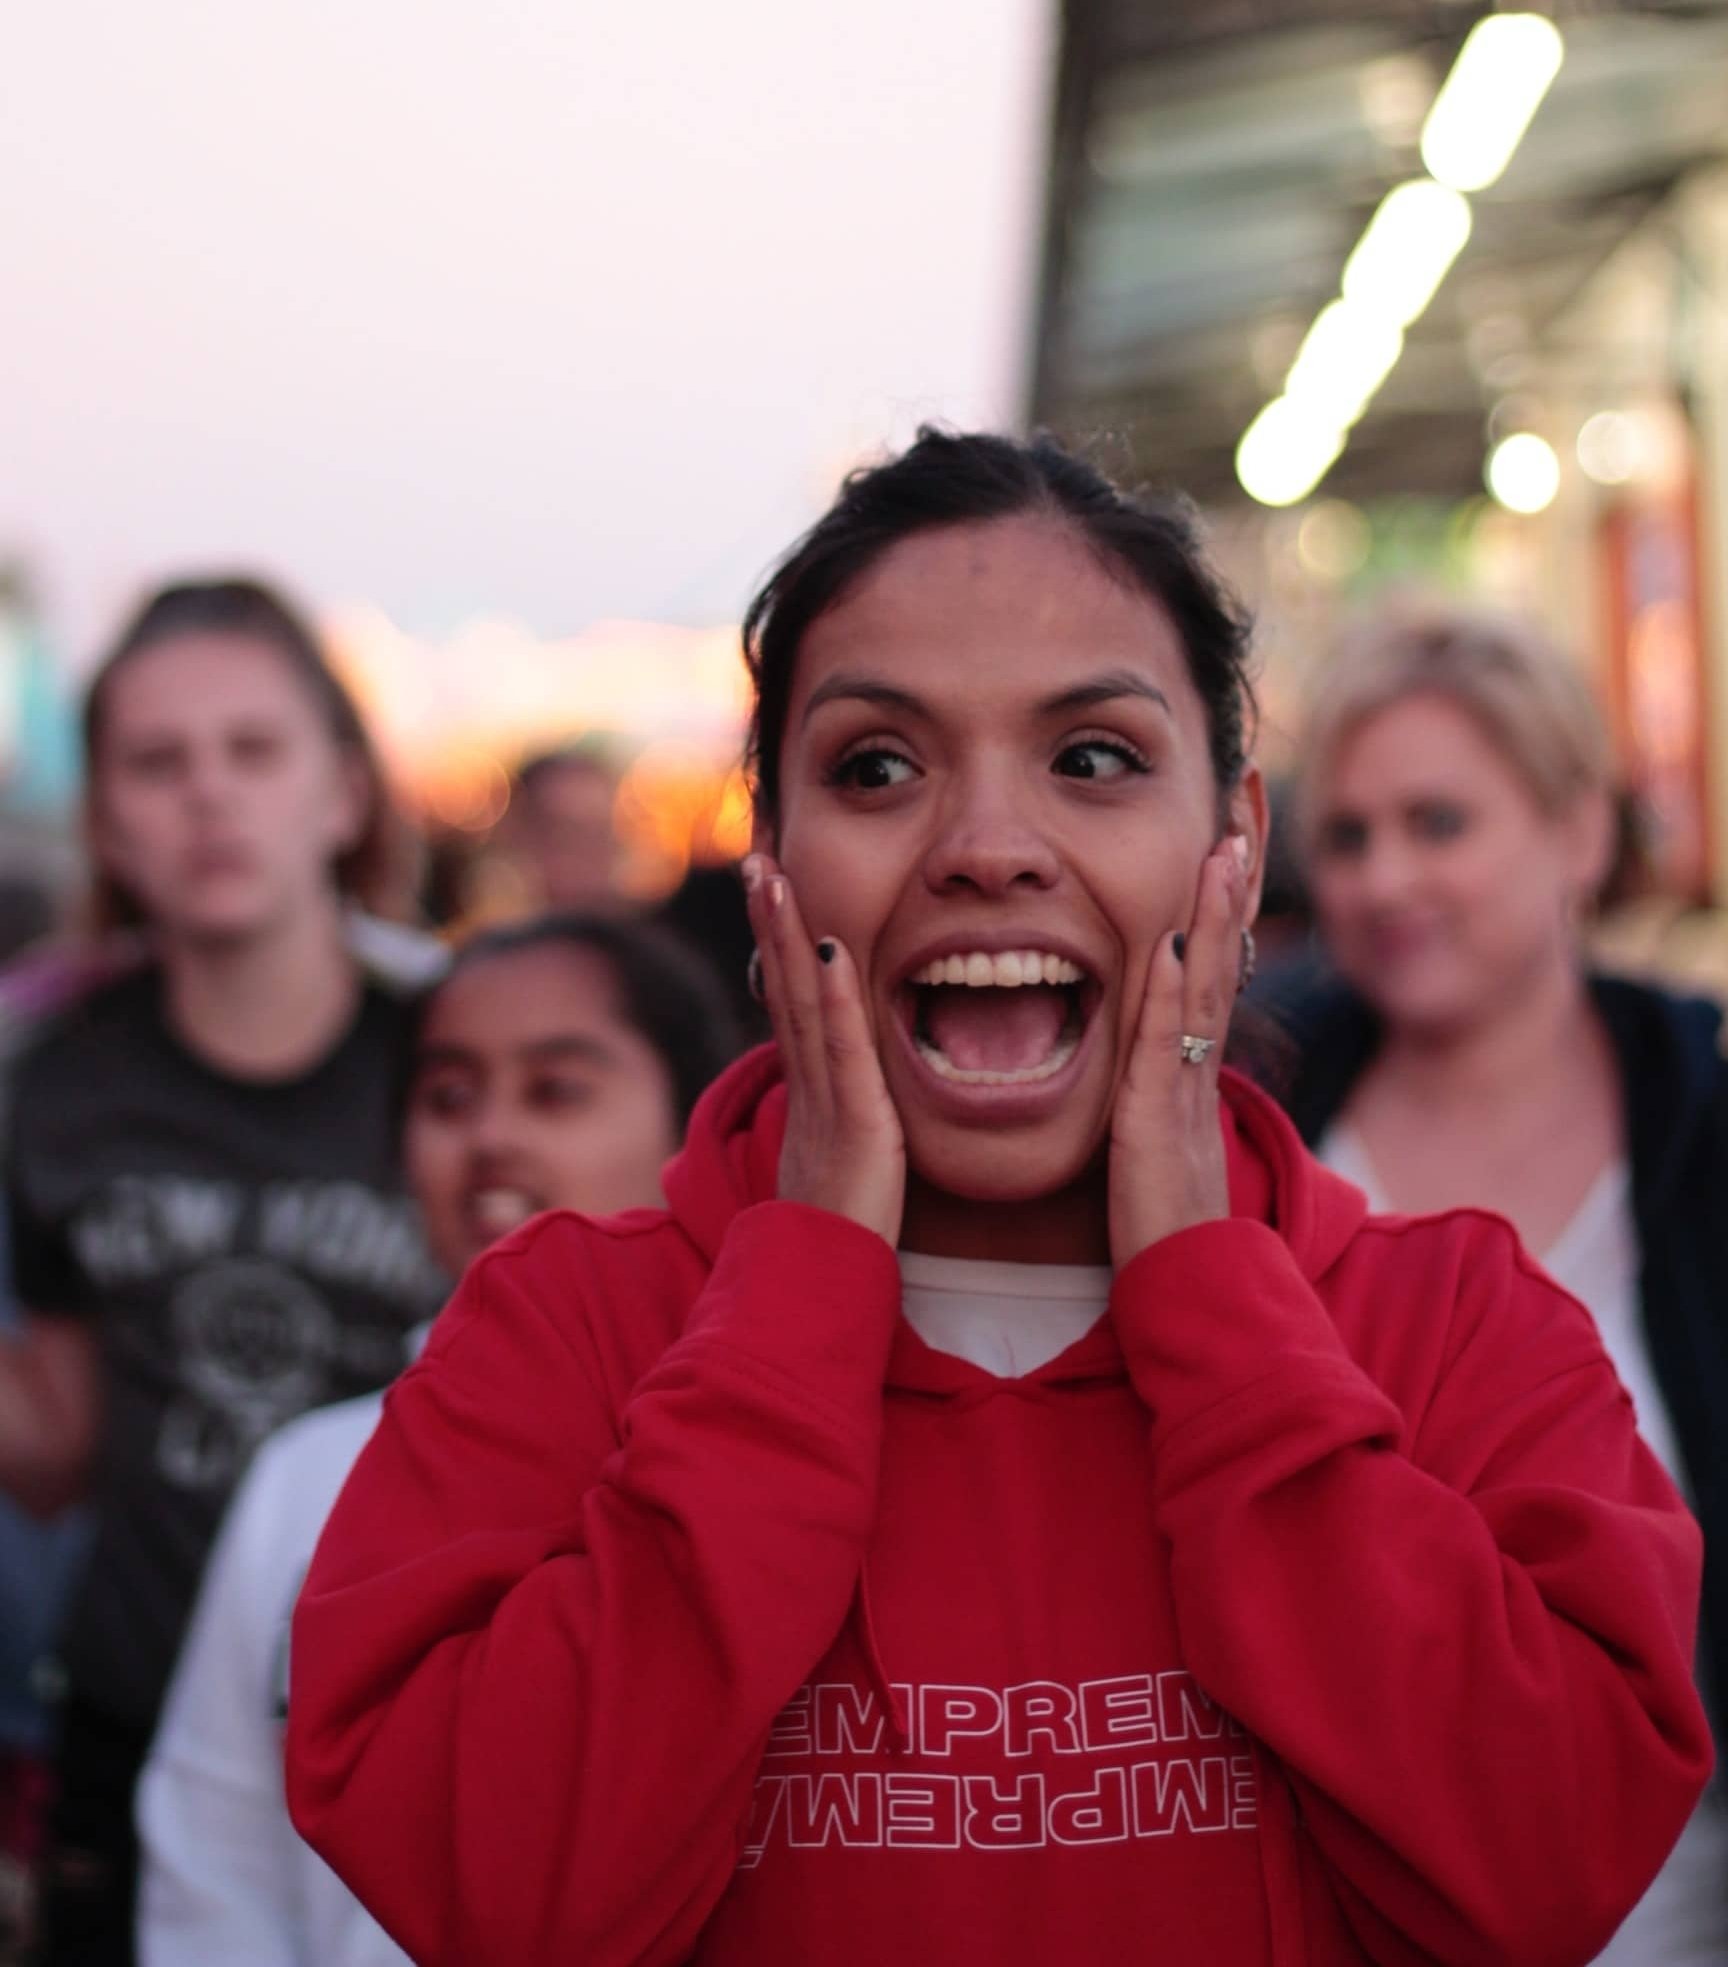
top-left (286, 1202), bottom-right (900, 1967)
top-left (1113, 1213), bottom-right (1711, 1967)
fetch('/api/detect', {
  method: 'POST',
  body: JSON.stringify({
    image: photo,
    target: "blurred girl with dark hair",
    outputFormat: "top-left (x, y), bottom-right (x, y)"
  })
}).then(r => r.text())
top-left (137, 910), bottom-right (740, 1967)
top-left (0, 578), bottom-right (444, 1965)
top-left (291, 435), bottom-right (1706, 1966)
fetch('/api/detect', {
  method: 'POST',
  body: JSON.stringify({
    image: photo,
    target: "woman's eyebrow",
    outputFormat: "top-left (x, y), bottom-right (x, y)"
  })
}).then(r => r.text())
top-left (800, 674), bottom-right (927, 727)
top-left (519, 1035), bottom-right (619, 1068)
top-left (414, 1035), bottom-right (620, 1073)
top-left (801, 670), bottom-right (1173, 727)
top-left (1038, 672), bottom-right (1173, 718)
top-left (411, 1043), bottom-right (481, 1074)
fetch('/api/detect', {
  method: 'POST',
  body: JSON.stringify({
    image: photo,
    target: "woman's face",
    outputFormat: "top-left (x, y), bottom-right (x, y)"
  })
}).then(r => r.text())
top-left (1307, 692), bottom-right (1604, 1035)
top-left (404, 942), bottom-right (680, 1278)
top-left (89, 633), bottom-right (366, 944)
top-left (768, 514), bottom-right (1263, 1205)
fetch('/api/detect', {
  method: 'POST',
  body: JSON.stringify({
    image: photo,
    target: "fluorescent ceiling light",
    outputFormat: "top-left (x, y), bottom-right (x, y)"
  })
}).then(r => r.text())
top-left (1341, 180), bottom-right (1472, 328)
top-left (1421, 14), bottom-right (1565, 194)
top-left (1236, 397), bottom-right (1345, 508)
top-left (1285, 300), bottom-right (1404, 428)
top-left (1486, 431), bottom-right (1560, 513)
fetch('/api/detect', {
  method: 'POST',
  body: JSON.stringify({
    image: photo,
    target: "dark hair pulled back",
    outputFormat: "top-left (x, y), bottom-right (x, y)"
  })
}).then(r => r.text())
top-left (742, 427), bottom-right (1256, 826)
top-left (83, 577), bottom-right (410, 933)
top-left (434, 911), bottom-right (743, 1130)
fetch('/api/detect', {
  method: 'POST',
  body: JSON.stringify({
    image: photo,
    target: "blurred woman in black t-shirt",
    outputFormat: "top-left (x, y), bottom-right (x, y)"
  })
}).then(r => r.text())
top-left (0, 579), bottom-right (446, 1966)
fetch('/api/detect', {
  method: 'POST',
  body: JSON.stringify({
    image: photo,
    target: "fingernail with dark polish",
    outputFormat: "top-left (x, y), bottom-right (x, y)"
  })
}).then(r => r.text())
top-left (817, 939), bottom-right (836, 964)
top-left (1172, 933), bottom-right (1187, 962)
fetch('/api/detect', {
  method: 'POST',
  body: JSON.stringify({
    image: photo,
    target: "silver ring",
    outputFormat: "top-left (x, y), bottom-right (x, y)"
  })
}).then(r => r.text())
top-left (1178, 1033), bottom-right (1216, 1066)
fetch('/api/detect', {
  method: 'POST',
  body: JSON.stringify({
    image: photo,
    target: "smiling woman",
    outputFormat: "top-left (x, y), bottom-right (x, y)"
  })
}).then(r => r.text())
top-left (288, 432), bottom-right (1710, 1967)
top-left (403, 913), bottom-right (744, 1276)
top-left (134, 911), bottom-right (742, 1967)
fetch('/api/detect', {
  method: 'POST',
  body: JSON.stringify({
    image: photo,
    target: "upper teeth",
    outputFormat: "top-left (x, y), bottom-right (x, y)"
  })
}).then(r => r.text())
top-left (470, 1187), bottom-right (539, 1231)
top-left (910, 950), bottom-right (1084, 988)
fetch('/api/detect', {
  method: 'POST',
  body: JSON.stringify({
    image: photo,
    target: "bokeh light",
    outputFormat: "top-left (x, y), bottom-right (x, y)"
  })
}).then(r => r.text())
top-left (1486, 432), bottom-right (1561, 515)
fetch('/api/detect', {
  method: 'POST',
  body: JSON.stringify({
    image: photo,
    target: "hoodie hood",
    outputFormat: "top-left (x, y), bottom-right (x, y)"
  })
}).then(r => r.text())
top-left (664, 1043), bottom-right (1369, 1396)
top-left (662, 1043), bottom-right (789, 1265)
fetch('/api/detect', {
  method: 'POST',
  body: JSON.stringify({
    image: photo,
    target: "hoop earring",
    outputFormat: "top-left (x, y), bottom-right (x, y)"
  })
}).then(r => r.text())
top-left (1238, 928), bottom-right (1257, 991)
top-left (747, 948), bottom-right (766, 1005)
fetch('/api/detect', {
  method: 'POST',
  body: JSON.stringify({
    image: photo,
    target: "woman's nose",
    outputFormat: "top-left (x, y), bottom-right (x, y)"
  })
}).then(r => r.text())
top-left (182, 751), bottom-right (237, 813)
top-left (920, 781), bottom-right (1061, 898)
top-left (1355, 832), bottom-right (1418, 906)
top-left (462, 1102), bottom-right (519, 1161)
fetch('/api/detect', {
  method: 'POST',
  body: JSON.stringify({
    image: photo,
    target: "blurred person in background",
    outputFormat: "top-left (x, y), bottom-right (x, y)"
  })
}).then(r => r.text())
top-left (1240, 778), bottom-right (1318, 994)
top-left (499, 743), bottom-right (624, 913)
top-left (655, 859), bottom-right (770, 1045)
top-left (1279, 598), bottom-right (1728, 1966)
top-left (136, 910), bottom-right (740, 1967)
top-left (0, 579), bottom-right (445, 1967)
top-left (0, 876), bottom-right (58, 1019)
top-left (287, 431), bottom-right (1705, 1966)
top-left (0, 873), bottom-right (79, 1958)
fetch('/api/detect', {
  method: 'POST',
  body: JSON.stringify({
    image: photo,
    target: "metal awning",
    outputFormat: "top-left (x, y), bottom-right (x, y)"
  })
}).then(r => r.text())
top-left (1032, 0), bottom-right (1728, 504)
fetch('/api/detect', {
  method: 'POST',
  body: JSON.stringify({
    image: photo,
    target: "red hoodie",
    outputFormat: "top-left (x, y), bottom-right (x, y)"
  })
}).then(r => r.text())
top-left (288, 1050), bottom-right (1709, 1966)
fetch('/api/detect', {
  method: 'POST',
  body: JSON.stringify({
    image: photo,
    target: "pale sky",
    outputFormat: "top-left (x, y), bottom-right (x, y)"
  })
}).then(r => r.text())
top-left (0, 1), bottom-right (1053, 663)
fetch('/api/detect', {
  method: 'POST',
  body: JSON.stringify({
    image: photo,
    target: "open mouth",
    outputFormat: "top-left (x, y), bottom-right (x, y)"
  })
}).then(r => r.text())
top-left (900, 949), bottom-right (1098, 1087)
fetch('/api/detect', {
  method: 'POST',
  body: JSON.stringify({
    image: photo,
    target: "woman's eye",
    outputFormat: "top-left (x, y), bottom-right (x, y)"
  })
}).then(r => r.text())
top-left (231, 730), bottom-right (284, 768)
top-left (831, 748), bottom-right (917, 792)
top-left (1410, 802), bottom-right (1468, 843)
top-left (411, 1077), bottom-right (475, 1119)
top-left (124, 745), bottom-right (183, 783)
top-left (1317, 814), bottom-right (1369, 861)
top-left (527, 1075), bottom-right (596, 1113)
top-left (1054, 739), bottom-right (1148, 782)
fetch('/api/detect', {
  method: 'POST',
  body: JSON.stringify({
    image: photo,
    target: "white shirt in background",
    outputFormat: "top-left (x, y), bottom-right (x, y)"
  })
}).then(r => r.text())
top-left (136, 1392), bottom-right (409, 1967)
top-left (1317, 1123), bottom-right (1728, 1967)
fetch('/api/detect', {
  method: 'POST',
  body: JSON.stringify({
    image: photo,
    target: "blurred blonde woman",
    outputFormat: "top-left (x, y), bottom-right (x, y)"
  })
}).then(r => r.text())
top-left (137, 911), bottom-right (741, 1967)
top-left (1282, 598), bottom-right (1727, 1966)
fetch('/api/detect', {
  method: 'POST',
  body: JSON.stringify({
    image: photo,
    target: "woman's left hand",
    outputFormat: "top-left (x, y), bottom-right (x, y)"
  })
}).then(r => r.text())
top-left (1107, 835), bottom-right (1253, 1269)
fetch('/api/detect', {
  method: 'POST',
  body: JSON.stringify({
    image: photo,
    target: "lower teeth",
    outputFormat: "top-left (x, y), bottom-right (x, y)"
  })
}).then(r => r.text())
top-left (914, 1033), bottom-right (1078, 1085)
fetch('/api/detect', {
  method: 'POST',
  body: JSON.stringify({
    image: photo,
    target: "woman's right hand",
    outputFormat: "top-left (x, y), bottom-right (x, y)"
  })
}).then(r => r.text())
top-left (744, 853), bottom-right (905, 1247)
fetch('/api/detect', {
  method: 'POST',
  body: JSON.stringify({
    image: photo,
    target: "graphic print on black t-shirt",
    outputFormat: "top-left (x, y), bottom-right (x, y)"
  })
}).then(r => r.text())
top-left (5, 969), bottom-right (446, 1729)
top-left (68, 1171), bottom-right (430, 1491)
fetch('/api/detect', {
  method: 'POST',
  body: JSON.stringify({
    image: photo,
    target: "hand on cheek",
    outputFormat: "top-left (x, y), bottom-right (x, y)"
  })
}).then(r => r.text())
top-left (1106, 836), bottom-right (1251, 1269)
top-left (744, 852), bottom-right (907, 1247)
